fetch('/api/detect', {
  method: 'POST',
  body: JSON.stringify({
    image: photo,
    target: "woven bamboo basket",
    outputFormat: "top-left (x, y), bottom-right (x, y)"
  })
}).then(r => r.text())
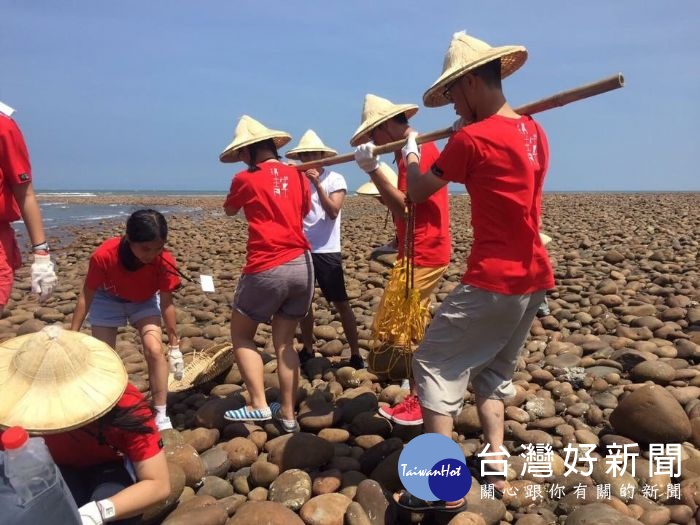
top-left (168, 342), bottom-right (234, 393)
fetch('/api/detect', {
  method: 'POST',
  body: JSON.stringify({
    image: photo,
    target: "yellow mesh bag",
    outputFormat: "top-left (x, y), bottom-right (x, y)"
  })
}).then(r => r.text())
top-left (367, 204), bottom-right (428, 381)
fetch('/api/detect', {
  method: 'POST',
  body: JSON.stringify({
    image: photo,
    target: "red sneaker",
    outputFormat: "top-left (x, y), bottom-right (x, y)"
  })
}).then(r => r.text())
top-left (378, 404), bottom-right (396, 420)
top-left (390, 395), bottom-right (423, 426)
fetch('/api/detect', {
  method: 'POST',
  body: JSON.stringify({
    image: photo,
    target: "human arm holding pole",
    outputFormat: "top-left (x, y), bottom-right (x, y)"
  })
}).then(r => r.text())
top-left (355, 144), bottom-right (408, 219)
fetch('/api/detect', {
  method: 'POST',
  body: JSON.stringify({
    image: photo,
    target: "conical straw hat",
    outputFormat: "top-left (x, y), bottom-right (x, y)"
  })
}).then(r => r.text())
top-left (423, 31), bottom-right (527, 108)
top-left (285, 129), bottom-right (337, 160)
top-left (220, 115), bottom-right (292, 163)
top-left (539, 232), bottom-right (553, 246)
top-left (350, 94), bottom-right (418, 147)
top-left (356, 162), bottom-right (398, 196)
top-left (0, 326), bottom-right (128, 434)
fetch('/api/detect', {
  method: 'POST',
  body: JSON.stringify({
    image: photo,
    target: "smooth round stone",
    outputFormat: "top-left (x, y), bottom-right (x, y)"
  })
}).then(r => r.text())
top-left (318, 428), bottom-right (350, 443)
top-left (585, 366), bottom-right (621, 378)
top-left (544, 353), bottom-right (581, 368)
top-left (631, 361), bottom-right (676, 383)
top-left (592, 392), bottom-right (618, 409)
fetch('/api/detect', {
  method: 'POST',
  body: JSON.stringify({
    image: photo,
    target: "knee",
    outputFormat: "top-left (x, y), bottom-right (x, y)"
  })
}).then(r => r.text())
top-left (143, 342), bottom-right (165, 361)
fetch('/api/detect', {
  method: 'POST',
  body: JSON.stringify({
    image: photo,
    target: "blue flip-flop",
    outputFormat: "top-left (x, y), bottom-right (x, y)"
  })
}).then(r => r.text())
top-left (223, 405), bottom-right (272, 422)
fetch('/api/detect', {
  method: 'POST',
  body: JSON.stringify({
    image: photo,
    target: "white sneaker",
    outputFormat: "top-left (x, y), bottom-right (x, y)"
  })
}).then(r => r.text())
top-left (156, 415), bottom-right (173, 431)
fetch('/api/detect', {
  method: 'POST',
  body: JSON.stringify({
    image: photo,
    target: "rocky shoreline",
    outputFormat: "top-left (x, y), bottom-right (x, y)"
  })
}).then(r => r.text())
top-left (5, 192), bottom-right (700, 525)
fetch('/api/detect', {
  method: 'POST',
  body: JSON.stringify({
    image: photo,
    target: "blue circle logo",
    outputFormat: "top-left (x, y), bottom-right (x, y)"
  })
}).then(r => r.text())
top-left (398, 433), bottom-right (471, 501)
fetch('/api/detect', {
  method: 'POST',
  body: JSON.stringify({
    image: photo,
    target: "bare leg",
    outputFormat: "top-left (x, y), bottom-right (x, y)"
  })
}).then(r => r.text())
top-left (135, 317), bottom-right (168, 407)
top-left (271, 315), bottom-right (300, 421)
top-left (422, 406), bottom-right (453, 438)
top-left (419, 406), bottom-right (465, 506)
top-left (91, 326), bottom-right (118, 349)
top-left (299, 305), bottom-right (315, 351)
top-left (230, 310), bottom-right (267, 409)
top-left (333, 300), bottom-right (360, 357)
top-left (475, 396), bottom-right (507, 492)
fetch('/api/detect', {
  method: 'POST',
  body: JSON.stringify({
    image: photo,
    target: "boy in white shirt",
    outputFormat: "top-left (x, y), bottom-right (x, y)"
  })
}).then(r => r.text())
top-left (286, 130), bottom-right (363, 369)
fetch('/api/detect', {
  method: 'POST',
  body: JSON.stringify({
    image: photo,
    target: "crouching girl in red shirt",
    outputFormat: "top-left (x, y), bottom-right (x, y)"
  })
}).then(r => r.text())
top-left (71, 209), bottom-right (183, 431)
top-left (0, 327), bottom-right (170, 525)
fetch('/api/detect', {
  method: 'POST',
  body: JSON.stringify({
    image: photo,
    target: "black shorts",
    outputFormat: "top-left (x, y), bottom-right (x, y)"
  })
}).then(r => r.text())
top-left (311, 252), bottom-right (349, 303)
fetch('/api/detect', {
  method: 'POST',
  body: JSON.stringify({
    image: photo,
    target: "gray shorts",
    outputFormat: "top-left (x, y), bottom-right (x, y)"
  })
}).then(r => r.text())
top-left (88, 289), bottom-right (161, 328)
top-left (413, 284), bottom-right (545, 417)
top-left (233, 252), bottom-right (314, 323)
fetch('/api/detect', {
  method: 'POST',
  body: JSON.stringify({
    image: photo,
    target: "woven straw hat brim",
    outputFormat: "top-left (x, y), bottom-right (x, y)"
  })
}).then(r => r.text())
top-left (0, 330), bottom-right (127, 434)
top-left (168, 342), bottom-right (235, 393)
top-left (355, 163), bottom-right (398, 196)
top-left (356, 181), bottom-right (381, 196)
top-left (350, 104), bottom-right (419, 147)
top-left (285, 147), bottom-right (337, 161)
top-left (220, 133), bottom-right (292, 163)
top-left (423, 46), bottom-right (527, 108)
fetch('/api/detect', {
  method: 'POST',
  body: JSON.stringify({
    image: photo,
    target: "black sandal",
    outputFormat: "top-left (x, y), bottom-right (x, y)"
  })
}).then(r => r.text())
top-left (394, 490), bottom-right (468, 513)
top-left (466, 457), bottom-right (505, 500)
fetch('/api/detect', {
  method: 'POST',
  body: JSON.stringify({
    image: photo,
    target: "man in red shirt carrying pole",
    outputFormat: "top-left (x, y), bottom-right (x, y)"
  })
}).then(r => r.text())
top-left (0, 102), bottom-right (57, 313)
top-left (352, 95), bottom-right (451, 426)
top-left (394, 31), bottom-right (555, 505)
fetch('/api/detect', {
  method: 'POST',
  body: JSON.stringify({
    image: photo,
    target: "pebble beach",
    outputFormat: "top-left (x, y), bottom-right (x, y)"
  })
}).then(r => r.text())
top-left (5, 191), bottom-right (700, 525)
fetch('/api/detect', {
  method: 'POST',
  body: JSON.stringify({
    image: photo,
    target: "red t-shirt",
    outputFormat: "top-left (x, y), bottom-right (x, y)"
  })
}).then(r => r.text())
top-left (396, 141), bottom-right (451, 267)
top-left (0, 114), bottom-right (32, 222)
top-left (224, 161), bottom-right (311, 274)
top-left (85, 236), bottom-right (181, 302)
top-left (432, 115), bottom-right (554, 295)
top-left (43, 384), bottom-right (162, 468)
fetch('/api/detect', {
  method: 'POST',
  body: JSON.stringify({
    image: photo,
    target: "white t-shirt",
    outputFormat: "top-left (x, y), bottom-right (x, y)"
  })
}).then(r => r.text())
top-left (304, 169), bottom-right (347, 253)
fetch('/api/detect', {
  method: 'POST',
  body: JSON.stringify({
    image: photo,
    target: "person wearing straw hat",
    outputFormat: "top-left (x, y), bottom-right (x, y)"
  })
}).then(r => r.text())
top-left (389, 31), bottom-right (555, 506)
top-left (352, 94), bottom-right (451, 426)
top-left (219, 115), bottom-right (314, 433)
top-left (0, 102), bottom-right (57, 313)
top-left (0, 326), bottom-right (170, 524)
top-left (70, 209), bottom-right (183, 432)
top-left (286, 130), bottom-right (363, 370)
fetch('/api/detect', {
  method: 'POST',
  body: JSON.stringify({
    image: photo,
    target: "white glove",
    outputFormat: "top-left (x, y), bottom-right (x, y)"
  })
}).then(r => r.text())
top-left (168, 345), bottom-right (184, 380)
top-left (31, 254), bottom-right (57, 302)
top-left (354, 142), bottom-right (379, 173)
top-left (79, 501), bottom-right (105, 525)
top-left (401, 131), bottom-right (420, 164)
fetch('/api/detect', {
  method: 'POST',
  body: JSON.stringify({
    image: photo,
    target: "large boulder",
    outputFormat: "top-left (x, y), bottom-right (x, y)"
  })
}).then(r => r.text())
top-left (265, 432), bottom-right (334, 472)
top-left (610, 385), bottom-right (692, 443)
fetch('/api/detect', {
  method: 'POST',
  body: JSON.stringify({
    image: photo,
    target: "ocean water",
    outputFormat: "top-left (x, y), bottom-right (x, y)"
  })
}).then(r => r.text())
top-left (12, 191), bottom-right (210, 246)
top-left (29, 191), bottom-right (208, 230)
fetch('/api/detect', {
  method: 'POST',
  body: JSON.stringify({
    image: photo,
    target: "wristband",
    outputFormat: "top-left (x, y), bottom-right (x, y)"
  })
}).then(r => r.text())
top-left (32, 241), bottom-right (50, 252)
top-left (97, 498), bottom-right (117, 522)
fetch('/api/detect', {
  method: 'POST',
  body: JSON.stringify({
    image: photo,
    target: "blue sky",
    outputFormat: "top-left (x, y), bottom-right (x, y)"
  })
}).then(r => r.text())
top-left (1, 1), bottom-right (698, 192)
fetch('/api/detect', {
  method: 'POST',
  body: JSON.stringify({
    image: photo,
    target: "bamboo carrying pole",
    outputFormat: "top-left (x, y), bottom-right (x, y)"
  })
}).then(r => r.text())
top-left (294, 73), bottom-right (624, 171)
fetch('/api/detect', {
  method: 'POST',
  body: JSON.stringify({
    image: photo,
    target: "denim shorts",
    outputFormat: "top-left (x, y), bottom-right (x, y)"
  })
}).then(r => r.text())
top-left (88, 289), bottom-right (161, 328)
